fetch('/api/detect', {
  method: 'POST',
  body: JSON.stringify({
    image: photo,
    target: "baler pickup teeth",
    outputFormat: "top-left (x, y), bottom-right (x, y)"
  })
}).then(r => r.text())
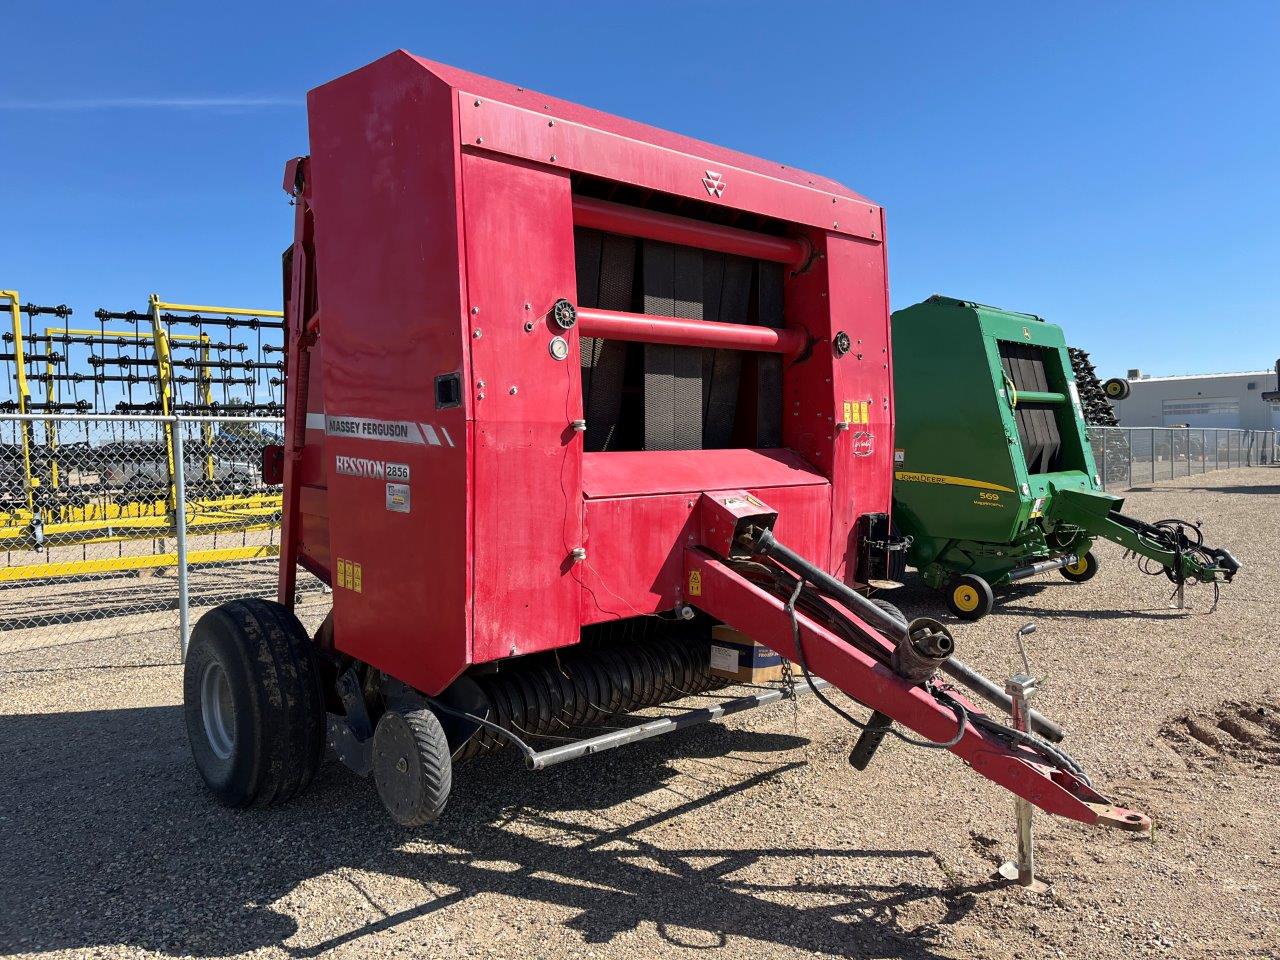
top-left (684, 546), bottom-right (1149, 833)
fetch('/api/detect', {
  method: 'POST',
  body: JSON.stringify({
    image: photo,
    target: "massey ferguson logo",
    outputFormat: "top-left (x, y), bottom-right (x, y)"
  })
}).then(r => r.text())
top-left (702, 170), bottom-right (726, 198)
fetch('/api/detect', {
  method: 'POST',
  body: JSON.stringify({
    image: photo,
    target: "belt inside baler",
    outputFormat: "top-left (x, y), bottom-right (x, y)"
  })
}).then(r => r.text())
top-left (572, 197), bottom-right (796, 453)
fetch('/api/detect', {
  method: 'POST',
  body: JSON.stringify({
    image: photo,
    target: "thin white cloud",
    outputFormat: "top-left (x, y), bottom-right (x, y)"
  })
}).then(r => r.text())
top-left (0, 96), bottom-right (298, 110)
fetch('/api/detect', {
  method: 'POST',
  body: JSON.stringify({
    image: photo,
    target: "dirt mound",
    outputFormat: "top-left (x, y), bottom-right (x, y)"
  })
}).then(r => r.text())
top-left (1161, 695), bottom-right (1280, 767)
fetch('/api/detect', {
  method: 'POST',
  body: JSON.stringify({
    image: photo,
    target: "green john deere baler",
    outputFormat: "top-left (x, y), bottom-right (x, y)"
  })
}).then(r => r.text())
top-left (890, 296), bottom-right (1239, 620)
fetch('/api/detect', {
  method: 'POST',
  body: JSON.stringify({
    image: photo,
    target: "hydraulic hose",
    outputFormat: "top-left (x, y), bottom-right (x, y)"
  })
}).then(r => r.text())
top-left (744, 527), bottom-right (1066, 743)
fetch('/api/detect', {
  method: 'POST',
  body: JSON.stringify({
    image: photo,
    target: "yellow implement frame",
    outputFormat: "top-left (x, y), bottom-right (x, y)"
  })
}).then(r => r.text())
top-left (0, 543), bottom-right (278, 583)
top-left (0, 292), bottom-right (286, 584)
top-left (1, 290), bottom-right (35, 511)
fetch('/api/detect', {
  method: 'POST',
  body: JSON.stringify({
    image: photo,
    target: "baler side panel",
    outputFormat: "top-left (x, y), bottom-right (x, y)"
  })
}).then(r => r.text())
top-left (891, 303), bottom-right (1025, 553)
top-left (460, 151), bottom-right (585, 661)
top-left (580, 482), bottom-right (831, 625)
top-left (457, 91), bottom-right (879, 240)
top-left (305, 57), bottom-right (472, 694)
top-left (816, 232), bottom-right (895, 578)
top-left (297, 338), bottom-right (331, 581)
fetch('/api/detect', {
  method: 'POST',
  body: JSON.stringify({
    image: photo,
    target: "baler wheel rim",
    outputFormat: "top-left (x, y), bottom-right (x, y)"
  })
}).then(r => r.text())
top-left (372, 707), bottom-right (453, 828)
top-left (1060, 550), bottom-right (1099, 583)
top-left (945, 575), bottom-right (994, 621)
top-left (199, 660), bottom-right (236, 761)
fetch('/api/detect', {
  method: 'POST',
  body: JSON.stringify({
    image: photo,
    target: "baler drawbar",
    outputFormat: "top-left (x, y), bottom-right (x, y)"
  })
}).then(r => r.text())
top-left (182, 53), bottom-right (1150, 878)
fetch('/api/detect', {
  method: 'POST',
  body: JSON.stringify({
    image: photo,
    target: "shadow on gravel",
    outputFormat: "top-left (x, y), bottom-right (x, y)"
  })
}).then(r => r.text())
top-left (1127, 483), bottom-right (1280, 495)
top-left (0, 704), bottom-right (989, 959)
top-left (890, 576), bottom-right (1188, 623)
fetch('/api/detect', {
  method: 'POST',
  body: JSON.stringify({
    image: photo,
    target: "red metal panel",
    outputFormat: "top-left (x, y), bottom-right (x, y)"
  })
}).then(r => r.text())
top-left (576, 307), bottom-right (806, 354)
top-left (295, 50), bottom-right (895, 689)
top-left (581, 484), bottom-right (830, 624)
top-left (825, 231), bottom-right (895, 577)
top-left (781, 229), bottom-right (894, 580)
top-left (400, 53), bottom-right (859, 200)
top-left (461, 151), bottom-right (584, 661)
top-left (305, 55), bottom-right (472, 694)
top-left (582, 449), bottom-right (824, 499)
top-left (459, 92), bottom-right (882, 241)
top-left (572, 196), bottom-right (809, 266)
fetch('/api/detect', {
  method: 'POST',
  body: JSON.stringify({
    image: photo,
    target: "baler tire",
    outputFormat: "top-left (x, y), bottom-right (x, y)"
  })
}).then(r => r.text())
top-left (1102, 378), bottom-right (1131, 400)
top-left (945, 575), bottom-right (993, 621)
top-left (183, 598), bottom-right (325, 809)
top-left (372, 707), bottom-right (452, 828)
top-left (1060, 551), bottom-right (1099, 583)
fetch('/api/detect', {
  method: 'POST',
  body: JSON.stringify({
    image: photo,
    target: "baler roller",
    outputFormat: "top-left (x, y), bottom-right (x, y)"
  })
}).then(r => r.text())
top-left (572, 195), bottom-right (811, 267)
top-left (454, 629), bottom-right (728, 761)
top-left (575, 306), bottom-right (807, 356)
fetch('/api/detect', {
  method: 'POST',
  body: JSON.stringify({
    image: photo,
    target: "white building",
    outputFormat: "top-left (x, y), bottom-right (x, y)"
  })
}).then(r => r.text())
top-left (1112, 367), bottom-right (1280, 430)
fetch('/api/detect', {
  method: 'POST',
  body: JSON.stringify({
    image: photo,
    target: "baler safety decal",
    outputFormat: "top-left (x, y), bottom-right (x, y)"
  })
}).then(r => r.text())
top-left (894, 471), bottom-right (1015, 494)
top-left (335, 558), bottom-right (363, 593)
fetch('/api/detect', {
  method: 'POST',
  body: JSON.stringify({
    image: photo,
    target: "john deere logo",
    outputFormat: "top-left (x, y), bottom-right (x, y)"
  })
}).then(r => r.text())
top-left (702, 171), bottom-right (725, 198)
top-left (1022, 326), bottom-right (1032, 340)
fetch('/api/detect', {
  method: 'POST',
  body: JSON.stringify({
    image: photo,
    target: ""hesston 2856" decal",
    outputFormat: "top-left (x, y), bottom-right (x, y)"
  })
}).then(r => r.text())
top-left (334, 456), bottom-right (409, 482)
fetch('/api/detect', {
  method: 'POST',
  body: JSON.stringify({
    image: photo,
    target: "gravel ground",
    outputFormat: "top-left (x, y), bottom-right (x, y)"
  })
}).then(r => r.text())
top-left (2, 466), bottom-right (1277, 959)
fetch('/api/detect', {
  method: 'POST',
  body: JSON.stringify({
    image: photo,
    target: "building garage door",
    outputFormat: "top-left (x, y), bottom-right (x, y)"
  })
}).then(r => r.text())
top-left (1161, 398), bottom-right (1240, 428)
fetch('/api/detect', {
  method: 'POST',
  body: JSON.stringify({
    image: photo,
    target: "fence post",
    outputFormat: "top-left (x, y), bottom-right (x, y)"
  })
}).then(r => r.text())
top-left (1100, 430), bottom-right (1107, 491)
top-left (1151, 428), bottom-right (1156, 484)
top-left (172, 417), bottom-right (191, 659)
top-left (1126, 428), bottom-right (1132, 489)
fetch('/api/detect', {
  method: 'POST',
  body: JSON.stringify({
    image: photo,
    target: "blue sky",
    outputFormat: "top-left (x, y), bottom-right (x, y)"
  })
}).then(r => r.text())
top-left (2, 2), bottom-right (1276, 380)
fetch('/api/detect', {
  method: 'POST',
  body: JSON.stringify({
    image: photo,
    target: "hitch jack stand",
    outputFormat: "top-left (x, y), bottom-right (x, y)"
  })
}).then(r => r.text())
top-left (998, 672), bottom-right (1050, 893)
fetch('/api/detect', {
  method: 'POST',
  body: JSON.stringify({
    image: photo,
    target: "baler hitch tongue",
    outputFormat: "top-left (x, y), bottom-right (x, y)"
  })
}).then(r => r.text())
top-left (1207, 547), bottom-right (1241, 582)
top-left (688, 513), bottom-right (1150, 838)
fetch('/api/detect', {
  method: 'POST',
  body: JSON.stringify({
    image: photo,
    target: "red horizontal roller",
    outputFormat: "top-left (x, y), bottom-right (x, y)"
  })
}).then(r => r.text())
top-left (576, 306), bottom-right (807, 355)
top-left (572, 196), bottom-right (810, 267)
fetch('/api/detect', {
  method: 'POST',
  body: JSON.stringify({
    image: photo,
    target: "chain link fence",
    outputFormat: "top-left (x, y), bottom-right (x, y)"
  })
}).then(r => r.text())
top-left (1089, 425), bottom-right (1280, 491)
top-left (3, 414), bottom-right (1272, 655)
top-left (0, 414), bottom-right (330, 659)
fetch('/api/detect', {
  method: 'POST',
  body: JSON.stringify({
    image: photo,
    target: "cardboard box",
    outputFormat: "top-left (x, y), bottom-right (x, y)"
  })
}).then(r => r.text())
top-left (708, 626), bottom-right (787, 683)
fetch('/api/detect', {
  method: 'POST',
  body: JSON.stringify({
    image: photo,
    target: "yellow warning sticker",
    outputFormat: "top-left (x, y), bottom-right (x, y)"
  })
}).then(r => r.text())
top-left (687, 569), bottom-right (702, 597)
top-left (860, 400), bottom-right (870, 424)
top-left (336, 558), bottom-right (363, 593)
top-left (843, 400), bottom-right (855, 424)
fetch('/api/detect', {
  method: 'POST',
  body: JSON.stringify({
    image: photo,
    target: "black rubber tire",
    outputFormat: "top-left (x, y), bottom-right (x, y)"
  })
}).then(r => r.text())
top-left (183, 597), bottom-right (325, 808)
top-left (945, 574), bottom-right (994, 621)
top-left (372, 707), bottom-right (452, 827)
top-left (1102, 377), bottom-right (1131, 400)
top-left (1059, 550), bottom-right (1099, 583)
